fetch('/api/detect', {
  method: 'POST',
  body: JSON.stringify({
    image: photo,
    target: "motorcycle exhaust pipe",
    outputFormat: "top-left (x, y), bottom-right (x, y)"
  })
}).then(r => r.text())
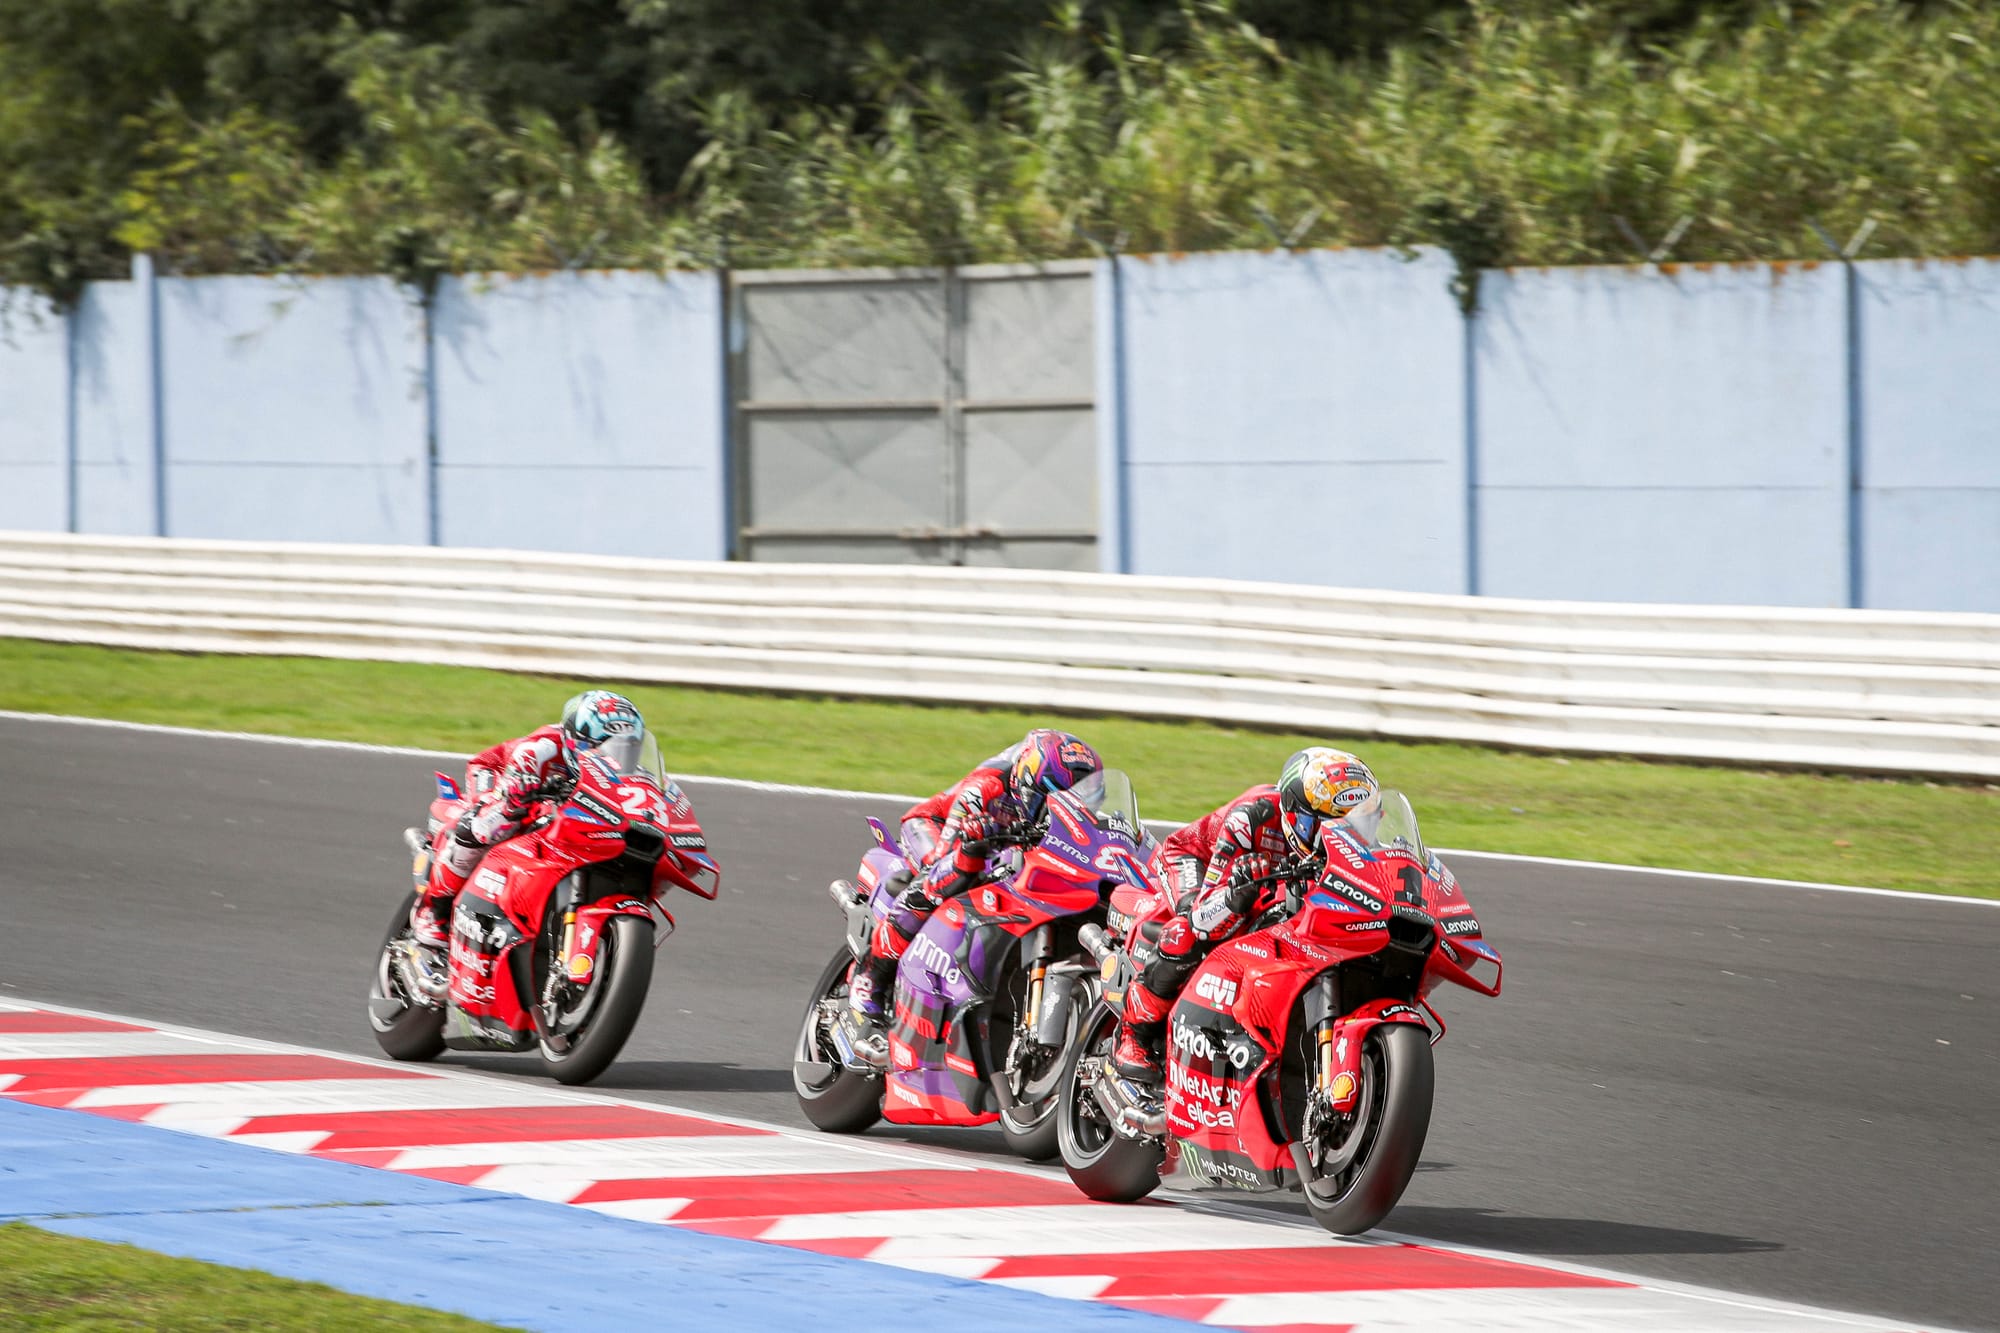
top-left (1088, 1066), bottom-right (1166, 1138)
top-left (1078, 923), bottom-right (1114, 964)
top-left (391, 940), bottom-right (447, 1003)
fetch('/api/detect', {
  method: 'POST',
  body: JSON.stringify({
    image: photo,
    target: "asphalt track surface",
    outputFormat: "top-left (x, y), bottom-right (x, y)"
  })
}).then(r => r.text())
top-left (1, 713), bottom-right (1995, 1330)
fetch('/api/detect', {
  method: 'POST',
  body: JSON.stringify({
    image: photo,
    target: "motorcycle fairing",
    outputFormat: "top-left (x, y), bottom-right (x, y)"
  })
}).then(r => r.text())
top-left (1165, 909), bottom-right (1420, 1178)
top-left (874, 783), bottom-right (1152, 1127)
top-left (882, 891), bottom-right (1030, 1125)
top-left (443, 876), bottom-right (534, 1052)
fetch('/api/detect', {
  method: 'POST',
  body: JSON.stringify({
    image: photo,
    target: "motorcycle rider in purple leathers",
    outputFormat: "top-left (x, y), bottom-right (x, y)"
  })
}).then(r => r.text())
top-left (839, 729), bottom-right (1105, 1066)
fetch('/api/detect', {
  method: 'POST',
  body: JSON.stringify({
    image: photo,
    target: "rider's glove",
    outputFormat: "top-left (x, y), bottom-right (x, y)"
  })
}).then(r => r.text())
top-left (957, 813), bottom-right (1006, 857)
top-left (1223, 853), bottom-right (1276, 914)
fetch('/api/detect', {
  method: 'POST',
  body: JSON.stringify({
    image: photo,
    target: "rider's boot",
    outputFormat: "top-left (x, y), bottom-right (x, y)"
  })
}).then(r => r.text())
top-left (412, 824), bottom-right (482, 952)
top-left (409, 891), bottom-right (454, 951)
top-left (1112, 1019), bottom-right (1163, 1084)
top-left (838, 952), bottom-right (897, 1069)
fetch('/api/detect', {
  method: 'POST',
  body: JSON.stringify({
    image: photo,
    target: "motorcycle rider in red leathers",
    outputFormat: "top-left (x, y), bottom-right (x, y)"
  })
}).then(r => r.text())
top-left (839, 729), bottom-right (1106, 1065)
top-left (1112, 747), bottom-right (1382, 1082)
top-left (410, 690), bottom-right (648, 950)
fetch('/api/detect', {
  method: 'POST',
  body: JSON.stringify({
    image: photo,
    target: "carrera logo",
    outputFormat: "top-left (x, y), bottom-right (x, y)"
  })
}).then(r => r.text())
top-left (472, 869), bottom-right (506, 893)
top-left (1343, 919), bottom-right (1388, 933)
top-left (1193, 974), bottom-right (1238, 1008)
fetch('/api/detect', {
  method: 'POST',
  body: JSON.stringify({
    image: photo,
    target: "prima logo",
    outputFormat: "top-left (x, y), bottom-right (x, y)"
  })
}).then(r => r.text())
top-left (907, 933), bottom-right (964, 989)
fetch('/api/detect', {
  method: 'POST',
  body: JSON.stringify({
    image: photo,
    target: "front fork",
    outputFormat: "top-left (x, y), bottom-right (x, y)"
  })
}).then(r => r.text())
top-left (1305, 973), bottom-right (1346, 1108)
top-left (1012, 924), bottom-right (1050, 1035)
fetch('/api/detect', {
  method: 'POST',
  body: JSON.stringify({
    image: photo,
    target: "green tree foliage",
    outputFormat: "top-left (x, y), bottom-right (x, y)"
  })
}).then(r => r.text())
top-left (2, 0), bottom-right (1994, 301)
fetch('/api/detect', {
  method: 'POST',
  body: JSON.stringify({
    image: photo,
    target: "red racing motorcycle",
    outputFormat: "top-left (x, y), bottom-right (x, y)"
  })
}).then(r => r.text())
top-left (1056, 789), bottom-right (1500, 1234)
top-left (366, 732), bottom-right (720, 1085)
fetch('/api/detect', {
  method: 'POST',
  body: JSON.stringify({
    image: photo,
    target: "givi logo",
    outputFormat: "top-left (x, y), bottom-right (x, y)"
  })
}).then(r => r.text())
top-left (1193, 973), bottom-right (1238, 1008)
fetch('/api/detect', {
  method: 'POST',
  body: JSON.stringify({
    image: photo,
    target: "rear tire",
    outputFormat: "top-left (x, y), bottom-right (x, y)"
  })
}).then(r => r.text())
top-left (1056, 1003), bottom-right (1163, 1202)
top-left (535, 915), bottom-right (653, 1086)
top-left (793, 946), bottom-right (884, 1134)
top-left (1300, 1023), bottom-right (1434, 1235)
top-left (367, 891), bottom-right (446, 1062)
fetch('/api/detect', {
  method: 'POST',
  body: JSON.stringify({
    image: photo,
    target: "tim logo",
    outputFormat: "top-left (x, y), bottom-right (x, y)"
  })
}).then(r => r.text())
top-left (1193, 974), bottom-right (1238, 1008)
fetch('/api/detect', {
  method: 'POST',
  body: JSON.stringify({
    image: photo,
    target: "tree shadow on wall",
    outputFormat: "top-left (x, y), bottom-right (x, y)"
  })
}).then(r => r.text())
top-left (1385, 1205), bottom-right (1782, 1257)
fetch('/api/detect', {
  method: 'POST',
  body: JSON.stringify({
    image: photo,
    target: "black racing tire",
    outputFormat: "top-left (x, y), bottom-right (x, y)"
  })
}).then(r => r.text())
top-left (999, 1096), bottom-right (1060, 1161)
top-left (996, 973), bottom-right (1090, 1161)
top-left (1056, 1002), bottom-right (1163, 1202)
top-left (1300, 1022), bottom-right (1435, 1236)
top-left (535, 915), bottom-right (653, 1086)
top-left (793, 945), bottom-right (884, 1134)
top-left (367, 891), bottom-right (446, 1062)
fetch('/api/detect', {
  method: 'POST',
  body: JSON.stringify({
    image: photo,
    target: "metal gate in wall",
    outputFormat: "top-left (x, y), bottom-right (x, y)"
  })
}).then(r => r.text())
top-left (730, 261), bottom-right (1097, 569)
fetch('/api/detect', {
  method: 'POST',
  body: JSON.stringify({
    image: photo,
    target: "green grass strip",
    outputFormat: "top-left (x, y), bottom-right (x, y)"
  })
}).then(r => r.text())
top-left (0, 1221), bottom-right (507, 1331)
top-left (3, 637), bottom-right (1994, 899)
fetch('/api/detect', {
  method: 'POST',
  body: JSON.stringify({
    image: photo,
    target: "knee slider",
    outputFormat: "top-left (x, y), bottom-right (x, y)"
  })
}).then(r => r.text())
top-left (1137, 953), bottom-right (1195, 999)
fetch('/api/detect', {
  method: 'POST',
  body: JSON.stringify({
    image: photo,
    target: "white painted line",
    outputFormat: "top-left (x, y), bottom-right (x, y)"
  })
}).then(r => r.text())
top-left (3, 708), bottom-right (1991, 906)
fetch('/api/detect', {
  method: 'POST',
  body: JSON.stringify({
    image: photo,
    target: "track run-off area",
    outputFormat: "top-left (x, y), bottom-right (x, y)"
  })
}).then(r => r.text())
top-left (0, 713), bottom-right (1993, 1330)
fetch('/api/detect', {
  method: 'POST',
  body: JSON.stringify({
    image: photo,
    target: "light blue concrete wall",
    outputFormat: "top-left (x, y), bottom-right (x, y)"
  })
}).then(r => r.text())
top-left (72, 278), bottom-right (158, 535)
top-left (1472, 261), bottom-right (1850, 607)
top-left (0, 296), bottom-right (69, 532)
top-left (433, 270), bottom-right (725, 561)
top-left (157, 275), bottom-right (429, 543)
top-left (1113, 248), bottom-right (1467, 593)
top-left (1856, 258), bottom-right (2000, 613)
top-left (9, 253), bottom-right (1998, 613)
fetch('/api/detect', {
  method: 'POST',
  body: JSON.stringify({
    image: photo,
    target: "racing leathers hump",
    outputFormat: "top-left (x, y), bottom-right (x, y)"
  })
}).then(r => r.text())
top-left (1155, 783), bottom-right (1289, 942)
top-left (429, 726), bottom-right (578, 896)
top-left (1120, 783), bottom-right (1297, 1066)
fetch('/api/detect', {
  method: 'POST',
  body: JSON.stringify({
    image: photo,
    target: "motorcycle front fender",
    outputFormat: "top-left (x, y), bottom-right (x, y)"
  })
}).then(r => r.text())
top-left (1323, 999), bottom-right (1432, 1113)
top-left (567, 892), bottom-right (664, 982)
